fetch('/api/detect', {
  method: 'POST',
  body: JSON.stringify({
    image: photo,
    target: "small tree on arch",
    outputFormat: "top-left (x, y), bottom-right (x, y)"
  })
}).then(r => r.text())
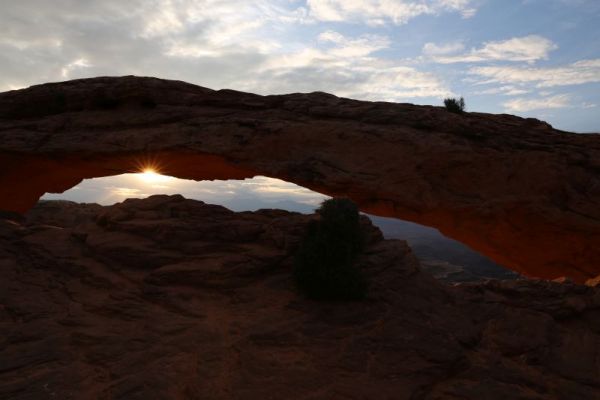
top-left (444, 97), bottom-right (466, 114)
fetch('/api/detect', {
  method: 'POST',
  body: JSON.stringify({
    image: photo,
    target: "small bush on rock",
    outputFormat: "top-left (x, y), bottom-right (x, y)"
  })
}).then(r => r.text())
top-left (293, 198), bottom-right (367, 300)
top-left (444, 97), bottom-right (465, 114)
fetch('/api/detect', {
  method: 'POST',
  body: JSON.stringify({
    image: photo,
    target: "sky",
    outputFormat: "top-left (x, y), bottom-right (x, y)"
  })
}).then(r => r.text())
top-left (1, 0), bottom-right (599, 132)
top-left (42, 173), bottom-right (328, 212)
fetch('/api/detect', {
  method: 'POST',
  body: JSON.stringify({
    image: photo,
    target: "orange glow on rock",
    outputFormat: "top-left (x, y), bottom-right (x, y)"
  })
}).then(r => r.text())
top-left (2, 76), bottom-right (599, 283)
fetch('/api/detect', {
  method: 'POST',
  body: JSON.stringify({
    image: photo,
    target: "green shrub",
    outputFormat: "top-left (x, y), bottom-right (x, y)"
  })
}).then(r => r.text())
top-left (444, 97), bottom-right (465, 114)
top-left (293, 198), bottom-right (367, 300)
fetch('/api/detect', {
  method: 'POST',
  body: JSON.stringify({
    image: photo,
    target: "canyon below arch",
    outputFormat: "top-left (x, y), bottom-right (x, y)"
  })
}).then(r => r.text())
top-left (1, 76), bottom-right (599, 282)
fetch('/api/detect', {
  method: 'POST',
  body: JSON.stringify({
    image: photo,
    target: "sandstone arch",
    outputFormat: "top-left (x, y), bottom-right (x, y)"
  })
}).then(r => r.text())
top-left (1, 76), bottom-right (599, 282)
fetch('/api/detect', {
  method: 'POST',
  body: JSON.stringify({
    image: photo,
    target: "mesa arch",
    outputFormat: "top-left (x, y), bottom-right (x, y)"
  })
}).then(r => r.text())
top-left (0, 76), bottom-right (599, 282)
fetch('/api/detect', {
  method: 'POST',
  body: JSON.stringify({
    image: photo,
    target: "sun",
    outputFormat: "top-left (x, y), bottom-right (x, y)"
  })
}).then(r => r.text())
top-left (131, 155), bottom-right (175, 184)
top-left (137, 167), bottom-right (172, 183)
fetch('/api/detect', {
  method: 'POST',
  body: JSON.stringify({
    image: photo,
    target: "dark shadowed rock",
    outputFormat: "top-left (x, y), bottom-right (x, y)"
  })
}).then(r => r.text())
top-left (0, 196), bottom-right (599, 399)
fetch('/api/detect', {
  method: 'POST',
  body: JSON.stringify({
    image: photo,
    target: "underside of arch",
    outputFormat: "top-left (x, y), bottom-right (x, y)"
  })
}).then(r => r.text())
top-left (0, 76), bottom-right (599, 282)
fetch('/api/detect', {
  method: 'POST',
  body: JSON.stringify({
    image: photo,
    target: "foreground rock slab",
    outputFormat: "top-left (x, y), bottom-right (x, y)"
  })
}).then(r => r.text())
top-left (0, 77), bottom-right (600, 281)
top-left (1, 196), bottom-right (599, 399)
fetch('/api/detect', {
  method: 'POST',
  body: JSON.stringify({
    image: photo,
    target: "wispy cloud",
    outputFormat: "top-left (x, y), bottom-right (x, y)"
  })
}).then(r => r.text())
top-left (503, 94), bottom-right (571, 112)
top-left (422, 41), bottom-right (465, 56)
top-left (469, 59), bottom-right (600, 87)
top-left (318, 30), bottom-right (390, 57)
top-left (60, 58), bottom-right (92, 79)
top-left (306, 0), bottom-right (477, 25)
top-left (473, 85), bottom-right (530, 96)
top-left (426, 35), bottom-right (557, 64)
top-left (235, 30), bottom-right (452, 100)
top-left (110, 187), bottom-right (146, 197)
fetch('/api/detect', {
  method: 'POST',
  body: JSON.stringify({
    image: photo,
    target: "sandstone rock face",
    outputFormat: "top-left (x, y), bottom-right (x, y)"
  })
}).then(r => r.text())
top-left (1, 196), bottom-right (599, 399)
top-left (0, 76), bottom-right (599, 280)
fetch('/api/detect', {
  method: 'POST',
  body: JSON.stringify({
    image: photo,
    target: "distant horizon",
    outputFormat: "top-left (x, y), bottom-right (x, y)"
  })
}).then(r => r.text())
top-left (41, 174), bottom-right (327, 212)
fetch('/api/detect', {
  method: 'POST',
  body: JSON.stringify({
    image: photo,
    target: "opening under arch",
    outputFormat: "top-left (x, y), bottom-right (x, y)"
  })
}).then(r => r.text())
top-left (2, 148), bottom-right (597, 283)
top-left (40, 172), bottom-right (517, 282)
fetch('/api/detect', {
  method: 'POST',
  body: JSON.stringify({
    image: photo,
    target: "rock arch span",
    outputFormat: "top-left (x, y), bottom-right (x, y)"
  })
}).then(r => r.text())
top-left (1, 76), bottom-right (599, 282)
